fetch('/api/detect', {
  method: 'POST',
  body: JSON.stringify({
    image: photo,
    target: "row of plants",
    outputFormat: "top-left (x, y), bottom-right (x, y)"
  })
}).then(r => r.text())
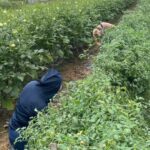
top-left (0, 0), bottom-right (25, 9)
top-left (0, 0), bottom-right (137, 107)
top-left (0, 0), bottom-right (55, 9)
top-left (19, 0), bottom-right (150, 149)
top-left (96, 0), bottom-right (150, 121)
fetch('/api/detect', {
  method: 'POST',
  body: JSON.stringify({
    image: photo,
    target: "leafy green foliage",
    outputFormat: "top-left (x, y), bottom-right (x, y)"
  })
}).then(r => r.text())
top-left (0, 0), bottom-right (25, 9)
top-left (95, 0), bottom-right (150, 121)
top-left (0, 0), bottom-right (136, 106)
top-left (19, 0), bottom-right (150, 149)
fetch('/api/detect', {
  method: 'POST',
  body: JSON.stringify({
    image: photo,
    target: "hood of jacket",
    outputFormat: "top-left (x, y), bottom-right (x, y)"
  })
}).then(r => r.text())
top-left (39, 69), bottom-right (62, 101)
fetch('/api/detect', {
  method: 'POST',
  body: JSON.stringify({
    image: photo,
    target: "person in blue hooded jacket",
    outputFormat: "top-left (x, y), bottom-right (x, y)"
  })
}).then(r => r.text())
top-left (9, 69), bottom-right (62, 150)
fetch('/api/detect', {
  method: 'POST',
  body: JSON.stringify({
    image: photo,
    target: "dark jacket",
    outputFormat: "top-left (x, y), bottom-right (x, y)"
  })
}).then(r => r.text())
top-left (9, 69), bottom-right (62, 149)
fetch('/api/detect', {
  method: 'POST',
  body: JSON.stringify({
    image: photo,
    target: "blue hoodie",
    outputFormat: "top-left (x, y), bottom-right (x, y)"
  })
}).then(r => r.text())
top-left (9, 69), bottom-right (62, 149)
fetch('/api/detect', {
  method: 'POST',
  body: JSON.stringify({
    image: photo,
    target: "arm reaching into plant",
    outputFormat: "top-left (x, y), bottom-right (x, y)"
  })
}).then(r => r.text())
top-left (93, 22), bottom-right (115, 46)
top-left (8, 69), bottom-right (62, 150)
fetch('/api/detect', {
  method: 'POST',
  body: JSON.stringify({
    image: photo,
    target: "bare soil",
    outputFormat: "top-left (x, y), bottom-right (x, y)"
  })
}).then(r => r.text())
top-left (0, 131), bottom-right (9, 150)
top-left (0, 109), bottom-right (12, 150)
top-left (59, 58), bottom-right (92, 81)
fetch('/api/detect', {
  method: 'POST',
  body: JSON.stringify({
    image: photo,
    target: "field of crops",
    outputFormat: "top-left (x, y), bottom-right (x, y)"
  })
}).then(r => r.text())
top-left (0, 0), bottom-right (149, 149)
top-left (0, 0), bottom-right (137, 108)
top-left (14, 0), bottom-right (150, 149)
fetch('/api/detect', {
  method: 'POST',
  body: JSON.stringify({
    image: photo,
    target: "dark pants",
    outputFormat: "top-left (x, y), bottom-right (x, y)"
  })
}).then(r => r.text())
top-left (9, 127), bottom-right (27, 150)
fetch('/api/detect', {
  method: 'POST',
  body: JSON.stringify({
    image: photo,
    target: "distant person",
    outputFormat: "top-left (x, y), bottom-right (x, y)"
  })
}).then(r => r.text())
top-left (9, 69), bottom-right (62, 150)
top-left (93, 21), bottom-right (115, 46)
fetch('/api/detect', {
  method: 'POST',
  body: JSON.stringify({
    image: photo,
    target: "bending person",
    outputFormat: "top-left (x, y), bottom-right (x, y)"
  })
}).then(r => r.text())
top-left (93, 21), bottom-right (115, 46)
top-left (9, 69), bottom-right (62, 150)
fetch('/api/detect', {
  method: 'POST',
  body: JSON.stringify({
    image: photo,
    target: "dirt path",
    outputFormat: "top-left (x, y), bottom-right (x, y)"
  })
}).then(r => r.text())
top-left (0, 131), bottom-right (9, 150)
top-left (58, 55), bottom-right (93, 82)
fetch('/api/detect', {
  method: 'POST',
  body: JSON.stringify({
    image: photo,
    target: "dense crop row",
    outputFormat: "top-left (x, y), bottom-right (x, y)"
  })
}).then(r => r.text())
top-left (0, 0), bottom-right (136, 107)
top-left (0, 0), bottom-right (25, 9)
top-left (19, 0), bottom-right (150, 149)
top-left (95, 1), bottom-right (150, 121)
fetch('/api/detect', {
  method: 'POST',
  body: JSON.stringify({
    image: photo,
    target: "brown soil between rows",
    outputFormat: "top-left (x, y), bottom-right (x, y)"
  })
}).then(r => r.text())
top-left (0, 131), bottom-right (9, 150)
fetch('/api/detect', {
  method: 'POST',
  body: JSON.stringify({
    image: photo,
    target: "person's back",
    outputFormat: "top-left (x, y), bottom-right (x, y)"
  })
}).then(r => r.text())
top-left (9, 69), bottom-right (62, 150)
top-left (10, 81), bottom-right (46, 130)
